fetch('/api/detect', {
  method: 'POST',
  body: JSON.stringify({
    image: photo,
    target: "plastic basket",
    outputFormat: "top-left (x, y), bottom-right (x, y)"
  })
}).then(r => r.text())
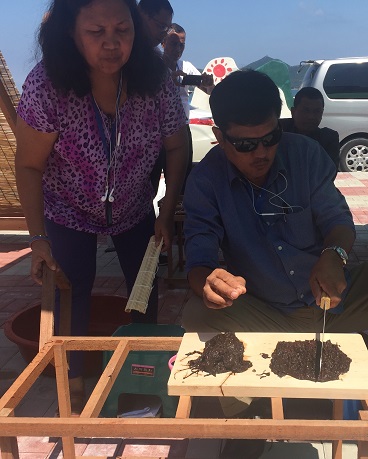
top-left (101, 323), bottom-right (184, 418)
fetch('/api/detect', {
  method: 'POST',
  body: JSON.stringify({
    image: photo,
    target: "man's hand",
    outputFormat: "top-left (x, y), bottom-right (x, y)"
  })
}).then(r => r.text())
top-left (200, 73), bottom-right (214, 94)
top-left (309, 250), bottom-right (347, 308)
top-left (170, 69), bottom-right (186, 86)
top-left (203, 268), bottom-right (246, 309)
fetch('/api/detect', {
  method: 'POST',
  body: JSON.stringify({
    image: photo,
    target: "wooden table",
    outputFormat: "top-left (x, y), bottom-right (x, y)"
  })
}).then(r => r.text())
top-left (0, 334), bottom-right (367, 459)
top-left (169, 333), bottom-right (368, 399)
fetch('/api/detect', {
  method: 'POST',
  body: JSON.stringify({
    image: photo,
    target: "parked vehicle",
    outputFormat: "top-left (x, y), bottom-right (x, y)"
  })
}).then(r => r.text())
top-left (300, 57), bottom-right (368, 172)
top-left (189, 105), bottom-right (218, 164)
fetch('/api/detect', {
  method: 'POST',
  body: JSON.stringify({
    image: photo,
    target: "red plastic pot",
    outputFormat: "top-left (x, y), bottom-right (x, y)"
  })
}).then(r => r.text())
top-left (4, 295), bottom-right (131, 376)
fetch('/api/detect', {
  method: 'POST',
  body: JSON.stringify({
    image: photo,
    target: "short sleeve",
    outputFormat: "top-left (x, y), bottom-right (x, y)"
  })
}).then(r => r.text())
top-left (17, 62), bottom-right (60, 133)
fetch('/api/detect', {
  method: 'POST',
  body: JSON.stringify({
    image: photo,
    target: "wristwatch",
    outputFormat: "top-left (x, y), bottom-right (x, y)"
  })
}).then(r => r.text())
top-left (321, 246), bottom-right (348, 265)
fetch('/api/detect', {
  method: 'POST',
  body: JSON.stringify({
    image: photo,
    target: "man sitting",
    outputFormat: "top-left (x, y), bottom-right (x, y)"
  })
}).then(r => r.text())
top-left (182, 70), bottom-right (368, 459)
top-left (280, 87), bottom-right (340, 173)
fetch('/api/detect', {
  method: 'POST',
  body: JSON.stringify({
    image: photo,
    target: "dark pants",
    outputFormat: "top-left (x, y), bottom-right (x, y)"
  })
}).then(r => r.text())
top-left (45, 210), bottom-right (158, 378)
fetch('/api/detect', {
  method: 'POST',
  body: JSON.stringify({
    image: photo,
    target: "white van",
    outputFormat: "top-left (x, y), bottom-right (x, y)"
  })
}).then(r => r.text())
top-left (300, 57), bottom-right (368, 172)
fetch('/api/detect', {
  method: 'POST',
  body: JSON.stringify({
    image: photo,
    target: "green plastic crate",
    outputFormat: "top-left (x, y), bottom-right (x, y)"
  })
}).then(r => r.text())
top-left (101, 323), bottom-right (184, 418)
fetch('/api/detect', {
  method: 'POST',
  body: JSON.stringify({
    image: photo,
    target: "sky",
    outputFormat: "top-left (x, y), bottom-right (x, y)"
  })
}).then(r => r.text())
top-left (1, 0), bottom-right (368, 90)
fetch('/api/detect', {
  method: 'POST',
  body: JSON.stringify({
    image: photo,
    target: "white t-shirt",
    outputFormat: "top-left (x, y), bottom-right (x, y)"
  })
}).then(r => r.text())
top-left (176, 60), bottom-right (201, 121)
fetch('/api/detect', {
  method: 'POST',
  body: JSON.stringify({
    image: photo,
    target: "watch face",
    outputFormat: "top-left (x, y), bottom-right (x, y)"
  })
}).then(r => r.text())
top-left (336, 247), bottom-right (348, 263)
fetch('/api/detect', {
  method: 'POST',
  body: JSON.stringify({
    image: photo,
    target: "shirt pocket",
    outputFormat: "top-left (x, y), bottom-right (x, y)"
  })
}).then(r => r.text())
top-left (276, 206), bottom-right (316, 250)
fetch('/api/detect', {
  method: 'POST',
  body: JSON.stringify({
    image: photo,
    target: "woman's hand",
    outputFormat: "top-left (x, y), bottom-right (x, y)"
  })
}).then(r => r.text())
top-left (154, 211), bottom-right (173, 253)
top-left (30, 240), bottom-right (58, 285)
top-left (203, 268), bottom-right (246, 309)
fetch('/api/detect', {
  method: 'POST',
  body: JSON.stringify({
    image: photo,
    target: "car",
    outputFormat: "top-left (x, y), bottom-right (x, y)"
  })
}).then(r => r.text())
top-left (189, 105), bottom-right (218, 164)
top-left (153, 104), bottom-right (217, 216)
top-left (300, 57), bottom-right (368, 172)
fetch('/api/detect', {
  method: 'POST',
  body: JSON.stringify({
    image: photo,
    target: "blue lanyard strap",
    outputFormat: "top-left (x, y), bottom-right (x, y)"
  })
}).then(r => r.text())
top-left (91, 98), bottom-right (117, 163)
top-left (90, 74), bottom-right (123, 162)
top-left (90, 74), bottom-right (123, 226)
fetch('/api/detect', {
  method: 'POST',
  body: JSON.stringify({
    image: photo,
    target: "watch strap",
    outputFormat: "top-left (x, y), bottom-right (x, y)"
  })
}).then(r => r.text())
top-left (321, 246), bottom-right (348, 265)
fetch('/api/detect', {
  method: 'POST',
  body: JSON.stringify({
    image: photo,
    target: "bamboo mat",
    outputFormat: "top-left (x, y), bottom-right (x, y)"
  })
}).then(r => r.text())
top-left (125, 236), bottom-right (163, 314)
top-left (0, 50), bottom-right (22, 216)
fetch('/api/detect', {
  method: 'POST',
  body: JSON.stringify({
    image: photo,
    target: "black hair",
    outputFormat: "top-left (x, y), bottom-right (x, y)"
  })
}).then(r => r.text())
top-left (210, 70), bottom-right (282, 132)
top-left (170, 23), bottom-right (185, 34)
top-left (294, 87), bottom-right (324, 108)
top-left (138, 0), bottom-right (173, 16)
top-left (39, 0), bottom-right (166, 98)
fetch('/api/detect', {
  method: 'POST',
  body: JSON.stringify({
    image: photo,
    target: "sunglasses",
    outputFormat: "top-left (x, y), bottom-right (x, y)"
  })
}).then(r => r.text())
top-left (222, 122), bottom-right (282, 153)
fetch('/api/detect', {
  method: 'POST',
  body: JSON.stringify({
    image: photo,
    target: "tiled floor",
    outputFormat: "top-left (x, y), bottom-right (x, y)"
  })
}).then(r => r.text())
top-left (0, 172), bottom-right (367, 458)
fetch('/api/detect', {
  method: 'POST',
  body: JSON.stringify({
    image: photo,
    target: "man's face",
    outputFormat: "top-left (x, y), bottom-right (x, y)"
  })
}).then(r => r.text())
top-left (291, 97), bottom-right (324, 134)
top-left (140, 8), bottom-right (172, 47)
top-left (162, 31), bottom-right (185, 62)
top-left (213, 115), bottom-right (280, 186)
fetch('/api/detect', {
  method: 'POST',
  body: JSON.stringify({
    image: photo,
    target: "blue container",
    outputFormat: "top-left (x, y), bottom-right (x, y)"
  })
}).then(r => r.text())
top-left (343, 399), bottom-right (362, 420)
top-left (101, 323), bottom-right (184, 418)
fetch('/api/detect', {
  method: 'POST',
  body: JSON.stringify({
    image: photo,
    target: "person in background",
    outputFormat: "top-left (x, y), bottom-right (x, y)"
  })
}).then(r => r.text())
top-left (182, 70), bottom-right (368, 459)
top-left (15, 0), bottom-right (187, 415)
top-left (138, 0), bottom-right (174, 197)
top-left (162, 23), bottom-right (214, 190)
top-left (138, 0), bottom-right (173, 48)
top-left (280, 87), bottom-right (340, 173)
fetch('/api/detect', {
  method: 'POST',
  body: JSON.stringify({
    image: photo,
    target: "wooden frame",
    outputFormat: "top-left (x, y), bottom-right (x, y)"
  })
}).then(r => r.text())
top-left (0, 335), bottom-right (368, 459)
top-left (166, 213), bottom-right (186, 283)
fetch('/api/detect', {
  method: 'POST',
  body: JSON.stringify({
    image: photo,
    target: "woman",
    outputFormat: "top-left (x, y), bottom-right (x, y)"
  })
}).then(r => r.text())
top-left (15, 0), bottom-right (188, 414)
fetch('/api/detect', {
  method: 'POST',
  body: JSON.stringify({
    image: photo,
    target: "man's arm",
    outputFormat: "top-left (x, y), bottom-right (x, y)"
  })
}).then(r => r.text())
top-left (309, 224), bottom-right (355, 308)
top-left (182, 61), bottom-right (214, 95)
top-left (320, 128), bottom-right (340, 171)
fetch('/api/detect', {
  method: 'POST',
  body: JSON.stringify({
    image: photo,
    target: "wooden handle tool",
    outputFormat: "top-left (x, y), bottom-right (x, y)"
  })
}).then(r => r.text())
top-left (320, 291), bottom-right (331, 310)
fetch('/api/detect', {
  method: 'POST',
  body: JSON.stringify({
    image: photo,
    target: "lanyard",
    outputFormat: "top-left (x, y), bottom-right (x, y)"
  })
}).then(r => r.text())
top-left (91, 99), bottom-right (118, 161)
top-left (90, 75), bottom-right (123, 226)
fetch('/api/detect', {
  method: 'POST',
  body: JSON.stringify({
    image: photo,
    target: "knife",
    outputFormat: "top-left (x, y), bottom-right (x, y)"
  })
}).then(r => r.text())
top-left (315, 291), bottom-right (331, 381)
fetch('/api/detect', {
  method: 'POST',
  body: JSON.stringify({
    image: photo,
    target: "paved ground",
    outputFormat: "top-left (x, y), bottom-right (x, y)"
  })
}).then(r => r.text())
top-left (0, 172), bottom-right (367, 458)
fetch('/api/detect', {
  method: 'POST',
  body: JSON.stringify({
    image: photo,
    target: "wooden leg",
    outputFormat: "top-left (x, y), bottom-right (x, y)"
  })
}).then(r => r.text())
top-left (54, 344), bottom-right (76, 459)
top-left (358, 408), bottom-right (368, 459)
top-left (332, 399), bottom-right (344, 459)
top-left (0, 437), bottom-right (20, 459)
top-left (0, 410), bottom-right (19, 459)
top-left (358, 441), bottom-right (368, 459)
top-left (39, 265), bottom-right (56, 351)
top-left (271, 397), bottom-right (284, 420)
top-left (175, 395), bottom-right (192, 419)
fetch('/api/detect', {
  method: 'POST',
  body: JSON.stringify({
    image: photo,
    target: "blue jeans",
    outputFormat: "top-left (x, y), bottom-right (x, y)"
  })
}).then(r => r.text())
top-left (45, 210), bottom-right (158, 378)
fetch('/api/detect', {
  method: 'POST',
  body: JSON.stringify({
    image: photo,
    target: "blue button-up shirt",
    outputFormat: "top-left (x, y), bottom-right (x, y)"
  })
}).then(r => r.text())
top-left (184, 132), bottom-right (354, 312)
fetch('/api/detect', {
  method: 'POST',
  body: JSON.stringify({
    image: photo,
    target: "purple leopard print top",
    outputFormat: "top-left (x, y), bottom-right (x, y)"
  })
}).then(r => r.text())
top-left (17, 62), bottom-right (186, 235)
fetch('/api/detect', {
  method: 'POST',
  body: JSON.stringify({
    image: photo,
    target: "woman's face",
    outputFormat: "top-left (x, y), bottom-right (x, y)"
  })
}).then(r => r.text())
top-left (72, 0), bottom-right (135, 78)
